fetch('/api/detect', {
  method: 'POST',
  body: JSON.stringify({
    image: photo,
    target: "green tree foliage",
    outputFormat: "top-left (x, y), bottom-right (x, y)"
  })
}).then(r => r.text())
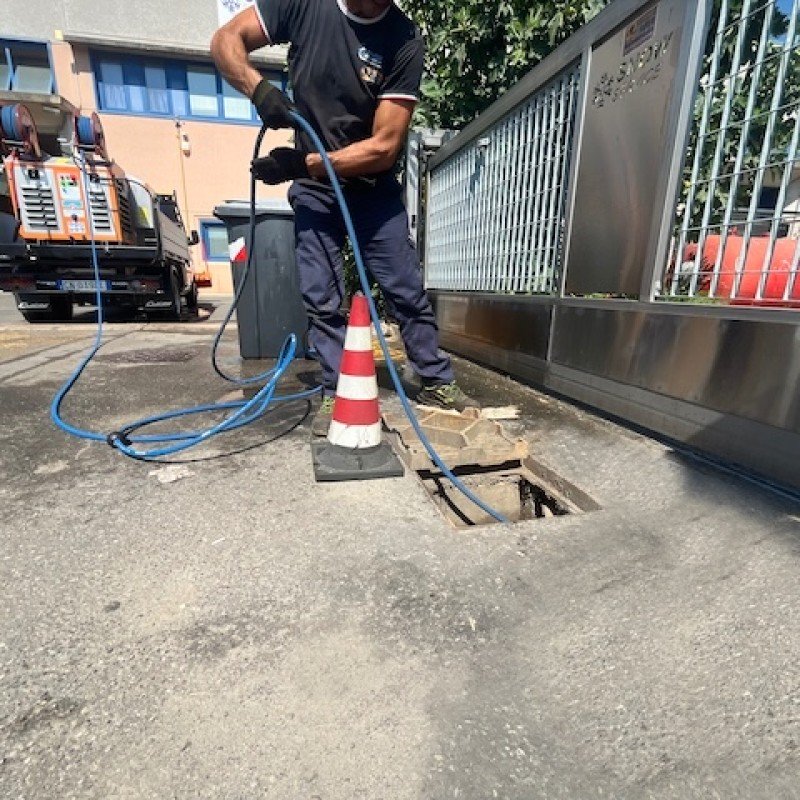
top-left (402, 0), bottom-right (609, 128)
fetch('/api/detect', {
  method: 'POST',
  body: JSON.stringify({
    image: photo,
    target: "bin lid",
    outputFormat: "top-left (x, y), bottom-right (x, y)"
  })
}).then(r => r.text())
top-left (213, 199), bottom-right (293, 220)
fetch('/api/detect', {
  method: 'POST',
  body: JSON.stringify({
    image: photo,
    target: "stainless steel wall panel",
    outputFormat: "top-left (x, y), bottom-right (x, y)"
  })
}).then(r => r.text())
top-left (431, 292), bottom-right (553, 363)
top-left (423, 0), bottom-right (799, 490)
top-left (547, 362), bottom-right (800, 492)
top-left (550, 304), bottom-right (800, 433)
top-left (435, 295), bottom-right (800, 490)
top-left (564, 0), bottom-right (688, 295)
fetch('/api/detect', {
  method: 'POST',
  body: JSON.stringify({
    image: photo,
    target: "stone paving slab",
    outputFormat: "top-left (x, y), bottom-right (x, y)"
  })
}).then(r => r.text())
top-left (384, 406), bottom-right (529, 472)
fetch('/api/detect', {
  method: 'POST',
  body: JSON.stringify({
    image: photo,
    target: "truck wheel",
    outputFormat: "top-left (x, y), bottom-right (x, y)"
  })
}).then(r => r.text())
top-left (169, 270), bottom-right (183, 321)
top-left (186, 278), bottom-right (199, 313)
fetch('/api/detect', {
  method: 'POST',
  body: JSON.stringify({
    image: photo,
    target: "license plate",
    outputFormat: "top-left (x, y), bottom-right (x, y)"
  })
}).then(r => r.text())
top-left (57, 280), bottom-right (110, 292)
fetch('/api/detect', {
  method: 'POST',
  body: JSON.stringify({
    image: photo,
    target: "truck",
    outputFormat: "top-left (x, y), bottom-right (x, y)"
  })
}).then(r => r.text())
top-left (0, 101), bottom-right (198, 322)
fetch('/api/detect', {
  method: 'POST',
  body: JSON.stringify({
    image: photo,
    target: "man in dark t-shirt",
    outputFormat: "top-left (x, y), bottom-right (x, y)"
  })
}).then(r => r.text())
top-left (211, 0), bottom-right (476, 436)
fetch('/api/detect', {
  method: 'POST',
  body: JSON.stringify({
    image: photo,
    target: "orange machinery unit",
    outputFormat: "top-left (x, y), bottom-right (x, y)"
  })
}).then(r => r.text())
top-left (2, 107), bottom-right (134, 245)
top-left (0, 103), bottom-right (196, 322)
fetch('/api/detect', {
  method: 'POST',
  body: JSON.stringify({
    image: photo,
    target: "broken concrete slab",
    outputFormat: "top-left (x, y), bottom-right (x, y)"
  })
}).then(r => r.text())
top-left (383, 406), bottom-right (528, 472)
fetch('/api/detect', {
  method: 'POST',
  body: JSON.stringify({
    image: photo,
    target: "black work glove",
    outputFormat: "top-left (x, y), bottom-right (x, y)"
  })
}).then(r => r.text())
top-left (251, 147), bottom-right (309, 185)
top-left (251, 77), bottom-right (296, 129)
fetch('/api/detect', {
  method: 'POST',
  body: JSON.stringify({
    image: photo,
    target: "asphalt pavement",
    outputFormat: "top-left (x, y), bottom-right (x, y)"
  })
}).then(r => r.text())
top-left (0, 306), bottom-right (798, 799)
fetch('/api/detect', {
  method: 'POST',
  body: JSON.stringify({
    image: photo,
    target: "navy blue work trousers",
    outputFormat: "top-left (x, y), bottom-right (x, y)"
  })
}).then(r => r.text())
top-left (288, 179), bottom-right (453, 394)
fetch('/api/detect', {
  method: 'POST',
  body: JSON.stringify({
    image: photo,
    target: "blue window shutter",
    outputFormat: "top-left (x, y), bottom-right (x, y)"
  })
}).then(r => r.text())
top-left (98, 59), bottom-right (126, 110)
top-left (122, 59), bottom-right (146, 113)
top-left (89, 50), bottom-right (274, 124)
top-left (201, 222), bottom-right (230, 262)
top-left (221, 78), bottom-right (251, 121)
top-left (166, 63), bottom-right (188, 118)
top-left (0, 47), bottom-right (13, 91)
top-left (0, 39), bottom-right (54, 94)
top-left (187, 66), bottom-right (219, 117)
top-left (144, 62), bottom-right (170, 115)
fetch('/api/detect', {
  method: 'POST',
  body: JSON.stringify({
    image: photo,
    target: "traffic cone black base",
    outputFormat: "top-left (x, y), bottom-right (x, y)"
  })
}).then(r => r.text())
top-left (311, 440), bottom-right (404, 483)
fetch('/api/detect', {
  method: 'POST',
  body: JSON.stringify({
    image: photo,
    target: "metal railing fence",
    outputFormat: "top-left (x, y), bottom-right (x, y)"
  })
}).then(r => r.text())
top-left (662, 0), bottom-right (800, 305)
top-left (425, 64), bottom-right (582, 294)
top-left (418, 0), bottom-right (800, 493)
top-left (424, 0), bottom-right (800, 309)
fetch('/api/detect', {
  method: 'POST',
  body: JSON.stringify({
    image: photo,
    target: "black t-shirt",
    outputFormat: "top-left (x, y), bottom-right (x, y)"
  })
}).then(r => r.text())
top-left (255, 0), bottom-right (424, 169)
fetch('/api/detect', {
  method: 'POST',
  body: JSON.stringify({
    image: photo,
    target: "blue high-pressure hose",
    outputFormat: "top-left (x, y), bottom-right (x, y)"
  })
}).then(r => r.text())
top-left (50, 111), bottom-right (509, 524)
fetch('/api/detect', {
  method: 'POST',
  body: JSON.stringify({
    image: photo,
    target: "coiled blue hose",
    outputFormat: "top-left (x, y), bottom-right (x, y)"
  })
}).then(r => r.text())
top-left (50, 112), bottom-right (508, 523)
top-left (1, 105), bottom-right (24, 141)
top-left (50, 141), bottom-right (319, 459)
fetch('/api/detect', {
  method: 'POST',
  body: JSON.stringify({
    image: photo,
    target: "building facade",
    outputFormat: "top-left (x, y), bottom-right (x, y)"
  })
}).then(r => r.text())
top-left (2, 0), bottom-right (291, 292)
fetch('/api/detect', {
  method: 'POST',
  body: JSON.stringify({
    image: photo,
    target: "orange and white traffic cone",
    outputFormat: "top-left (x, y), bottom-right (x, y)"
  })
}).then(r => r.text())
top-left (311, 294), bottom-right (403, 482)
top-left (327, 293), bottom-right (381, 449)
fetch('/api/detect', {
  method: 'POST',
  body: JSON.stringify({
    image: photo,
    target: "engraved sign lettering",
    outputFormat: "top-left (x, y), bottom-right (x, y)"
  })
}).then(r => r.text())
top-left (592, 31), bottom-right (674, 107)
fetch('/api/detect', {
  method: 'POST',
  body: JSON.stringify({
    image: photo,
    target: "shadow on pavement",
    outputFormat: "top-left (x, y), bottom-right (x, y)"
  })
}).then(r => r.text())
top-left (127, 399), bottom-right (313, 465)
top-left (67, 300), bottom-right (229, 325)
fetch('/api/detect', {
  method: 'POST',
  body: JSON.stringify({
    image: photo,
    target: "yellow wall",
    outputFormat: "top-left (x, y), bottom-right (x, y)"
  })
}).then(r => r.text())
top-left (52, 41), bottom-right (87, 108)
top-left (52, 41), bottom-right (292, 293)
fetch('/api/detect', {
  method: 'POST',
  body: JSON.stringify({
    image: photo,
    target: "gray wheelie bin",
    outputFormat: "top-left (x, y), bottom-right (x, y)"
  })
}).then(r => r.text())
top-left (213, 200), bottom-right (307, 359)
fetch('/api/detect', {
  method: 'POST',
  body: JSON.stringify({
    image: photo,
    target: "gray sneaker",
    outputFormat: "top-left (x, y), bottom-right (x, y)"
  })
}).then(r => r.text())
top-left (312, 395), bottom-right (335, 437)
top-left (416, 381), bottom-right (480, 412)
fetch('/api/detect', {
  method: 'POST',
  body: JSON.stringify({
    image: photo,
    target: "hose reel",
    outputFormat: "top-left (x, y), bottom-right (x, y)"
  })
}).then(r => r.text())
top-left (0, 104), bottom-right (42, 159)
top-left (75, 112), bottom-right (108, 160)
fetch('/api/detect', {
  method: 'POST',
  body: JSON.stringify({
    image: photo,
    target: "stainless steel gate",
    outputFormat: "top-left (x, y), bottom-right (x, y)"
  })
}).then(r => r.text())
top-left (423, 0), bottom-right (800, 492)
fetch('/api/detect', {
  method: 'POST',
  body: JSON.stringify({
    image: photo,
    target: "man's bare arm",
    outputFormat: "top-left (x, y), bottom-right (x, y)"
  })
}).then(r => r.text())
top-left (210, 7), bottom-right (269, 98)
top-left (305, 99), bottom-right (415, 179)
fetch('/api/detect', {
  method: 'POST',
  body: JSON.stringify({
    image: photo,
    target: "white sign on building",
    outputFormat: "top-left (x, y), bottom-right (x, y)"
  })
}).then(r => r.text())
top-left (217, 0), bottom-right (256, 26)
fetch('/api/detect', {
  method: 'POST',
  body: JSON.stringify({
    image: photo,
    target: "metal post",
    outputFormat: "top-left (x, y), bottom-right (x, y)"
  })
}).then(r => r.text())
top-left (643, 0), bottom-right (715, 301)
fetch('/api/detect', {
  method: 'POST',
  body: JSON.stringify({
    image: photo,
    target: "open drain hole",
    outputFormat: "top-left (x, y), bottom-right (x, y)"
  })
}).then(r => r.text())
top-left (417, 458), bottom-right (599, 529)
